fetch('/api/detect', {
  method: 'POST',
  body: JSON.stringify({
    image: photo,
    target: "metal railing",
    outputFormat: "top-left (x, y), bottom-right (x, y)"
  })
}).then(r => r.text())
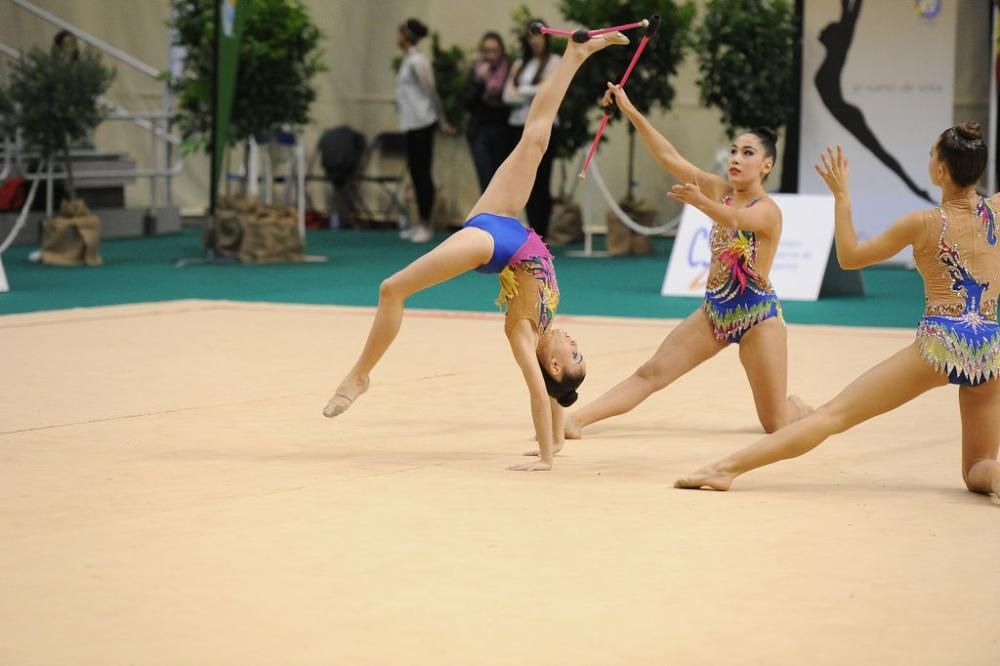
top-left (8, 0), bottom-right (161, 77)
top-left (0, 0), bottom-right (183, 216)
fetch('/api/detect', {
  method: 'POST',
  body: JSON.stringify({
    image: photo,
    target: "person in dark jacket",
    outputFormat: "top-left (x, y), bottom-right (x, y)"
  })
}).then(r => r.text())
top-left (463, 32), bottom-right (513, 192)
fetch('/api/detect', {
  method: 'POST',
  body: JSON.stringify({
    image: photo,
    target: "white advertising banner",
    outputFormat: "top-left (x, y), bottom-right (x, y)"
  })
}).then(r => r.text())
top-left (798, 0), bottom-right (956, 262)
top-left (661, 194), bottom-right (836, 302)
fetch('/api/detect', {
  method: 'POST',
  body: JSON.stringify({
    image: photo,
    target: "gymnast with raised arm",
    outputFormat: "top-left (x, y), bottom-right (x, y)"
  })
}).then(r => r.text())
top-left (323, 30), bottom-right (630, 471)
top-left (553, 83), bottom-right (810, 446)
top-left (677, 123), bottom-right (1000, 504)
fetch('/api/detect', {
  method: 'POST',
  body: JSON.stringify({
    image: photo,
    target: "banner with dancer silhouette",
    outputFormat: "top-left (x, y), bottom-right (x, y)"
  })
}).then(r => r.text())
top-left (799, 0), bottom-right (956, 262)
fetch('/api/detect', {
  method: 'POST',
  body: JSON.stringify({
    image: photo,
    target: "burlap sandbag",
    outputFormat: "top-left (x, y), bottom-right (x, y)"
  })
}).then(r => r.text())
top-left (237, 205), bottom-right (304, 264)
top-left (210, 196), bottom-right (303, 263)
top-left (606, 199), bottom-right (654, 257)
top-left (212, 195), bottom-right (252, 257)
top-left (547, 198), bottom-right (582, 246)
top-left (40, 199), bottom-right (103, 267)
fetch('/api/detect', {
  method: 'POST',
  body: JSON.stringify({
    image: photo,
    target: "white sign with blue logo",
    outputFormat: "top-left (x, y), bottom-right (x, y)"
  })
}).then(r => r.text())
top-left (661, 194), bottom-right (837, 302)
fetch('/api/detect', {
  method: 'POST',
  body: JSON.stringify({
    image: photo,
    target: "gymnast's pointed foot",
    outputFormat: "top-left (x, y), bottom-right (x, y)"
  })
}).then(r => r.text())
top-left (674, 464), bottom-right (734, 491)
top-left (323, 374), bottom-right (369, 418)
top-left (991, 479), bottom-right (1000, 506)
top-left (568, 31), bottom-right (628, 59)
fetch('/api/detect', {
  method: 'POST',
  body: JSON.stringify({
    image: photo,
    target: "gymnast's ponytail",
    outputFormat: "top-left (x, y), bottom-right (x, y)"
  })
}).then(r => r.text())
top-left (937, 122), bottom-right (987, 187)
top-left (540, 363), bottom-right (585, 407)
top-left (556, 390), bottom-right (579, 408)
top-left (750, 127), bottom-right (779, 161)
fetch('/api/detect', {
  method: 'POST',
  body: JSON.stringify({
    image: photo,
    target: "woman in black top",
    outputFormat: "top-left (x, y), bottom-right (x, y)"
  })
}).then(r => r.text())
top-left (463, 32), bottom-right (513, 192)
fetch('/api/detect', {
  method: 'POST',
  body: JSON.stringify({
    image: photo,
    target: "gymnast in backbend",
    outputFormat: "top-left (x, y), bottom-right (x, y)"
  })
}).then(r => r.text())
top-left (323, 31), bottom-right (631, 471)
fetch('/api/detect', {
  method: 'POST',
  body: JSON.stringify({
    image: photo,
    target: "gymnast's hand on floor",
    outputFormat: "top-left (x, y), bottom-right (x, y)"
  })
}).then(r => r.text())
top-left (508, 459), bottom-right (553, 472)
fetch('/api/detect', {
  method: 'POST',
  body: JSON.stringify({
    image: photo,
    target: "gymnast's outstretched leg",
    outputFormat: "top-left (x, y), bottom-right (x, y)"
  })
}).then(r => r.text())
top-left (563, 308), bottom-right (726, 438)
top-left (323, 229), bottom-right (493, 417)
top-left (675, 344), bottom-right (947, 490)
top-left (324, 32), bottom-right (628, 418)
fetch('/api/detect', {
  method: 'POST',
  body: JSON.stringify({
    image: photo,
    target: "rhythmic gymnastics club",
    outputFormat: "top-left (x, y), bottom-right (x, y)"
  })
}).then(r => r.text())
top-left (529, 18), bottom-right (649, 43)
top-left (578, 15), bottom-right (661, 180)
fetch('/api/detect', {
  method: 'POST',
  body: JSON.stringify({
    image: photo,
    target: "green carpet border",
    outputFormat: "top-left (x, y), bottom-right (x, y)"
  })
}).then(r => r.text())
top-left (0, 228), bottom-right (926, 329)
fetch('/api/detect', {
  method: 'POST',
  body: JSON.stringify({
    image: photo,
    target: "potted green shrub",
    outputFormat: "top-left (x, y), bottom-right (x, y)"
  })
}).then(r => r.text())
top-left (6, 45), bottom-right (114, 266)
top-left (168, 0), bottom-right (325, 260)
top-left (696, 0), bottom-right (798, 187)
top-left (169, 0), bottom-right (325, 152)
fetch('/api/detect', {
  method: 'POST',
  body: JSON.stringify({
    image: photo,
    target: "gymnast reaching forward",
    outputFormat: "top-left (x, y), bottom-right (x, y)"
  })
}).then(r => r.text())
top-left (677, 123), bottom-right (1000, 504)
top-left (322, 31), bottom-right (630, 471)
top-left (554, 83), bottom-right (810, 445)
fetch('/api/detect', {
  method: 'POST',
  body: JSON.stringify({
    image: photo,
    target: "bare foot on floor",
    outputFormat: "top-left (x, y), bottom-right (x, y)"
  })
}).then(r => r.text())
top-left (790, 395), bottom-right (814, 421)
top-left (564, 414), bottom-right (583, 440)
top-left (992, 479), bottom-right (1000, 506)
top-left (323, 375), bottom-right (369, 418)
top-left (674, 464), bottom-right (734, 491)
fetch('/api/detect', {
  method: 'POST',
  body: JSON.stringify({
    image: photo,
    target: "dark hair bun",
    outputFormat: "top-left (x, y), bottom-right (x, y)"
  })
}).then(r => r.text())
top-left (955, 121), bottom-right (982, 142)
top-left (405, 18), bottom-right (429, 40)
top-left (557, 390), bottom-right (579, 408)
top-left (752, 126), bottom-right (779, 145)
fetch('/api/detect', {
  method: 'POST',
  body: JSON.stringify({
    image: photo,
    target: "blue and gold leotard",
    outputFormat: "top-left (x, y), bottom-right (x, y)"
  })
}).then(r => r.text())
top-left (914, 195), bottom-right (1000, 385)
top-left (702, 196), bottom-right (783, 343)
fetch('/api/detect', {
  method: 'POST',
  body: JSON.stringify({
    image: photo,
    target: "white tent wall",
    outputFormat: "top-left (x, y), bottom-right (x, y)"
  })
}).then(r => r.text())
top-left (0, 0), bottom-right (990, 222)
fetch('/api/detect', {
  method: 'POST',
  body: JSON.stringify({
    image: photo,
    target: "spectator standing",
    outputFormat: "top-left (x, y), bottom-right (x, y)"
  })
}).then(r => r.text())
top-left (503, 19), bottom-right (560, 238)
top-left (395, 18), bottom-right (455, 243)
top-left (463, 32), bottom-right (512, 192)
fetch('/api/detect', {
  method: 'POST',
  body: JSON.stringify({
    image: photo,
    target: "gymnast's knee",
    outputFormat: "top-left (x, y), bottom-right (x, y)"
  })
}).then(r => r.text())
top-left (961, 468), bottom-right (981, 494)
top-left (378, 276), bottom-right (406, 302)
top-left (759, 414), bottom-right (782, 435)
top-left (809, 403), bottom-right (848, 437)
top-left (635, 361), bottom-right (669, 390)
top-left (760, 398), bottom-right (806, 433)
top-left (961, 459), bottom-right (993, 494)
top-left (521, 124), bottom-right (551, 155)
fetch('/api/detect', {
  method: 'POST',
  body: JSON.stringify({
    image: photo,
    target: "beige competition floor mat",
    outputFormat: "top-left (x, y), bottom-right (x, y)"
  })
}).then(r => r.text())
top-left (1, 300), bottom-right (997, 665)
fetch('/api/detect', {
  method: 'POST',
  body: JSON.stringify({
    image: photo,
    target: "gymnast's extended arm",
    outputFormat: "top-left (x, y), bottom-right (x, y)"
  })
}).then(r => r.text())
top-left (815, 145), bottom-right (924, 269)
top-left (508, 320), bottom-right (556, 471)
top-left (603, 82), bottom-right (730, 202)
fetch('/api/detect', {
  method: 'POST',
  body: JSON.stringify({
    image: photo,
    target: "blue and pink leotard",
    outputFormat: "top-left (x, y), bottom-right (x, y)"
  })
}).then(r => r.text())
top-left (464, 213), bottom-right (559, 336)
